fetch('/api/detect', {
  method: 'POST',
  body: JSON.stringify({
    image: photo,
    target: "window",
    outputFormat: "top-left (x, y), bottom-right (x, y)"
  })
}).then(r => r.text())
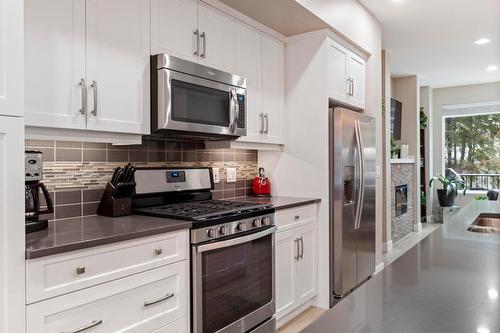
top-left (444, 113), bottom-right (500, 190)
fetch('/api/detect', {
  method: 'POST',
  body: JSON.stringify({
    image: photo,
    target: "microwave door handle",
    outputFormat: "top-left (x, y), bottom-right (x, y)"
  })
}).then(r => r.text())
top-left (229, 89), bottom-right (239, 131)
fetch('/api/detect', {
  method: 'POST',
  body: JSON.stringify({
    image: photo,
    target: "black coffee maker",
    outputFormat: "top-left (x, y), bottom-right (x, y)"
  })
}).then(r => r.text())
top-left (25, 150), bottom-right (53, 233)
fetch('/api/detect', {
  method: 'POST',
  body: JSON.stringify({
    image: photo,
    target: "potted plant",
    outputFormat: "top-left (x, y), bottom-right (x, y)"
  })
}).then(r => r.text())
top-left (429, 174), bottom-right (465, 207)
top-left (420, 107), bottom-right (428, 129)
top-left (391, 138), bottom-right (400, 158)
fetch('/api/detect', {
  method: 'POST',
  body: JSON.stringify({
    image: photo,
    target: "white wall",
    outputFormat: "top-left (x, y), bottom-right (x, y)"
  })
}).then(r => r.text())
top-left (260, 0), bottom-right (382, 309)
top-left (432, 81), bottom-right (500, 176)
top-left (420, 86), bottom-right (433, 219)
top-left (382, 50), bottom-right (392, 250)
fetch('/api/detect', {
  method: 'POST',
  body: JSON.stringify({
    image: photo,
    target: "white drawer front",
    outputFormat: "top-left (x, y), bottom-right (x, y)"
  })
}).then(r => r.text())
top-left (27, 230), bottom-right (188, 304)
top-left (27, 261), bottom-right (189, 333)
top-left (275, 204), bottom-right (317, 228)
top-left (151, 317), bottom-right (188, 333)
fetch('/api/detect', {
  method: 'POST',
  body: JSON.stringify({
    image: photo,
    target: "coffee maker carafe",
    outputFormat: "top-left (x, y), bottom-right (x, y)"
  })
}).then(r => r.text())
top-left (25, 150), bottom-right (53, 233)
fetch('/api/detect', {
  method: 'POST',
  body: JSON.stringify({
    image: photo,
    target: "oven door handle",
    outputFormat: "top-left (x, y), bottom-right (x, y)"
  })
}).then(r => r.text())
top-left (196, 226), bottom-right (276, 253)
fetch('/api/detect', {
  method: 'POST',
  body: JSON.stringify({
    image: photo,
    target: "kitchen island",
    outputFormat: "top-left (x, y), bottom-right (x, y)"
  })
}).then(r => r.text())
top-left (303, 200), bottom-right (500, 333)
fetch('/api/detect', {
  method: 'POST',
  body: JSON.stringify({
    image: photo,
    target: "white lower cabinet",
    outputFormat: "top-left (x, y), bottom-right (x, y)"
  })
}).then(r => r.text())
top-left (26, 231), bottom-right (190, 333)
top-left (275, 205), bottom-right (318, 322)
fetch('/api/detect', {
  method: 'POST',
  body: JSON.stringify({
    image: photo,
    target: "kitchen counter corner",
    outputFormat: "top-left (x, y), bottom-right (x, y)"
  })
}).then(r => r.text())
top-left (237, 196), bottom-right (321, 210)
top-left (26, 215), bottom-right (192, 259)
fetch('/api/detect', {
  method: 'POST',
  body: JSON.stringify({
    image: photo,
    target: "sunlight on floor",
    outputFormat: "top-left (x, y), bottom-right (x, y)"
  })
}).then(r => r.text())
top-left (278, 307), bottom-right (326, 333)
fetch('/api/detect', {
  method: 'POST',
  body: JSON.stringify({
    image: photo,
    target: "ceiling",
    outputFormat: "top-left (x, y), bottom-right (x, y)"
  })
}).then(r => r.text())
top-left (359, 0), bottom-right (500, 88)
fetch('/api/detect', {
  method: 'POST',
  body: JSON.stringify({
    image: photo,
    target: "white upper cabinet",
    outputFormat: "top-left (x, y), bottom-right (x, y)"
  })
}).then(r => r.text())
top-left (151, 0), bottom-right (198, 62)
top-left (24, 0), bottom-right (86, 129)
top-left (198, 2), bottom-right (236, 73)
top-left (327, 38), bottom-right (366, 110)
top-left (24, 0), bottom-right (150, 135)
top-left (347, 52), bottom-right (366, 110)
top-left (86, 0), bottom-right (150, 134)
top-left (0, 0), bottom-right (23, 117)
top-left (234, 23), bottom-right (262, 142)
top-left (261, 34), bottom-right (285, 144)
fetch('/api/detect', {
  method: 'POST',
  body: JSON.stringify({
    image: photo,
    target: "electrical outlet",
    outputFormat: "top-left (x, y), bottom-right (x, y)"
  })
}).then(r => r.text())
top-left (212, 168), bottom-right (220, 183)
top-left (226, 167), bottom-right (237, 183)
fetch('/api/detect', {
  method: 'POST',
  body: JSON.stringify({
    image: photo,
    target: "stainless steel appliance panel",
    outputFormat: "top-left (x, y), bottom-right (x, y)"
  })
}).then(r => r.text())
top-left (356, 115), bottom-right (376, 284)
top-left (330, 107), bottom-right (376, 304)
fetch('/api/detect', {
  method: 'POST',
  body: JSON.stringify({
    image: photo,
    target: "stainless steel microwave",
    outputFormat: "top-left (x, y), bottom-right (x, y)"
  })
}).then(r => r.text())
top-left (151, 54), bottom-right (247, 138)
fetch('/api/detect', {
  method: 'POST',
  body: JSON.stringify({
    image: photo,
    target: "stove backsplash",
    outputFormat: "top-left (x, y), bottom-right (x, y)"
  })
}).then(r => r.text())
top-left (25, 139), bottom-right (258, 222)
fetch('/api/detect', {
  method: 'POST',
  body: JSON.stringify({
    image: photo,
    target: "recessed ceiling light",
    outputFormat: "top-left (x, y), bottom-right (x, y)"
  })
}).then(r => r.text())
top-left (486, 65), bottom-right (498, 72)
top-left (488, 288), bottom-right (498, 300)
top-left (477, 327), bottom-right (490, 333)
top-left (475, 38), bottom-right (491, 45)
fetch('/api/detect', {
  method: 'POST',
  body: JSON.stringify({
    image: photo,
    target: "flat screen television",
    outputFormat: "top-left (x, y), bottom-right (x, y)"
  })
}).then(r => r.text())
top-left (390, 98), bottom-right (402, 140)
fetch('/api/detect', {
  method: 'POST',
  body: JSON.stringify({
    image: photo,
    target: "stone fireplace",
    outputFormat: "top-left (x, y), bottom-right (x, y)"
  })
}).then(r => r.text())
top-left (391, 162), bottom-right (414, 242)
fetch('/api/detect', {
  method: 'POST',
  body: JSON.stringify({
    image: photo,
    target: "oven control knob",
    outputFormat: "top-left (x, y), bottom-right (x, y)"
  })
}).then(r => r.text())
top-left (252, 219), bottom-right (260, 228)
top-left (236, 222), bottom-right (244, 232)
top-left (207, 228), bottom-right (216, 239)
top-left (219, 226), bottom-right (227, 236)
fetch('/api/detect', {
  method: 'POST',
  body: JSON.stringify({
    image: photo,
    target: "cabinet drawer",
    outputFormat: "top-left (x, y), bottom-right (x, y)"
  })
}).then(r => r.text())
top-left (275, 204), bottom-right (317, 228)
top-left (27, 229), bottom-right (188, 303)
top-left (151, 317), bottom-right (188, 333)
top-left (27, 261), bottom-right (189, 333)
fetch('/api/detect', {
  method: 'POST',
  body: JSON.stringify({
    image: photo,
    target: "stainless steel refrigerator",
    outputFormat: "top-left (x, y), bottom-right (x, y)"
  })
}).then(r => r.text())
top-left (329, 107), bottom-right (376, 306)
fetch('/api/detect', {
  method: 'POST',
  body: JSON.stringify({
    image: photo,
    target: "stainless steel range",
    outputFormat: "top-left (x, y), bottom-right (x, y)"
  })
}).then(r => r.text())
top-left (132, 167), bottom-right (276, 333)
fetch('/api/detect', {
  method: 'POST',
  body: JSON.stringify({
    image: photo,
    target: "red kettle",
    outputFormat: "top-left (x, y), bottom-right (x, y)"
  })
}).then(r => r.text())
top-left (252, 167), bottom-right (271, 196)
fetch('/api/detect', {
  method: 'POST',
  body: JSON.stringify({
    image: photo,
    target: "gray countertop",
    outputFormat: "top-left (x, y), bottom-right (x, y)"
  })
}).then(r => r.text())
top-left (235, 196), bottom-right (321, 210)
top-left (25, 196), bottom-right (319, 259)
top-left (25, 215), bottom-right (192, 259)
top-left (303, 200), bottom-right (500, 333)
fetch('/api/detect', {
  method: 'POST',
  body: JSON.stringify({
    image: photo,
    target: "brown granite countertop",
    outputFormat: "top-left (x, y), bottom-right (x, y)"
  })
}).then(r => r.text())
top-left (236, 196), bottom-right (321, 210)
top-left (26, 215), bottom-right (192, 259)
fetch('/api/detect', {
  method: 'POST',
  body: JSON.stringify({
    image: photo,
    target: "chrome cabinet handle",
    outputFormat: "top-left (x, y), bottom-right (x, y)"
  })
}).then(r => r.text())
top-left (90, 80), bottom-right (98, 116)
top-left (154, 247), bottom-right (163, 255)
top-left (299, 236), bottom-right (304, 260)
top-left (61, 320), bottom-right (102, 333)
top-left (259, 113), bottom-right (264, 133)
top-left (144, 292), bottom-right (175, 307)
top-left (76, 266), bottom-right (86, 275)
top-left (79, 78), bottom-right (87, 115)
top-left (200, 32), bottom-right (206, 58)
top-left (351, 78), bottom-right (355, 97)
top-left (346, 77), bottom-right (351, 96)
top-left (294, 238), bottom-right (300, 261)
top-left (264, 113), bottom-right (269, 134)
top-left (193, 29), bottom-right (199, 56)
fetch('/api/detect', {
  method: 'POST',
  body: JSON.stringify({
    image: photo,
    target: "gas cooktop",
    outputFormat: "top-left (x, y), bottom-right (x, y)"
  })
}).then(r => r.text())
top-left (133, 199), bottom-right (272, 223)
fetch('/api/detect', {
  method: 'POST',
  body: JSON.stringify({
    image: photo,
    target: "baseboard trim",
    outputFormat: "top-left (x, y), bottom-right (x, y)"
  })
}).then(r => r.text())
top-left (375, 262), bottom-right (385, 275)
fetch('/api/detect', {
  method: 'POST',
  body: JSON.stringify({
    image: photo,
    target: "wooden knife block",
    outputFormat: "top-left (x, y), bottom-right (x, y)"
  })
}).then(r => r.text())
top-left (97, 182), bottom-right (132, 217)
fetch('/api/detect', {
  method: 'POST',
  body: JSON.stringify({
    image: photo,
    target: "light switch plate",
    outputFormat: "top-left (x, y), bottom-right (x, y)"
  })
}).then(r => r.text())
top-left (226, 167), bottom-right (237, 183)
top-left (213, 168), bottom-right (220, 183)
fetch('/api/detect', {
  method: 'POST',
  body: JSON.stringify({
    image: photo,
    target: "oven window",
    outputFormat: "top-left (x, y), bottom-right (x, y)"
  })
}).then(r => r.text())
top-left (171, 79), bottom-right (230, 127)
top-left (201, 233), bottom-right (273, 333)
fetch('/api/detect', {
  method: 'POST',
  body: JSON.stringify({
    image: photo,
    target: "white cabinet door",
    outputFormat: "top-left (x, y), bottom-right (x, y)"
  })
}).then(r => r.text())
top-left (0, 0), bottom-right (23, 117)
top-left (86, 0), bottom-right (150, 134)
top-left (327, 39), bottom-right (349, 104)
top-left (234, 22), bottom-right (262, 143)
top-left (24, 0), bottom-right (86, 129)
top-left (348, 52), bottom-right (366, 110)
top-left (151, 0), bottom-right (198, 62)
top-left (261, 34), bottom-right (284, 144)
top-left (275, 228), bottom-right (298, 320)
top-left (198, 2), bottom-right (235, 73)
top-left (296, 222), bottom-right (317, 303)
top-left (0, 117), bottom-right (25, 332)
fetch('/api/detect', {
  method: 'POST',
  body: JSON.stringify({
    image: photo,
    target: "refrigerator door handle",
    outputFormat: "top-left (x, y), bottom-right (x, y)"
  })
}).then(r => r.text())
top-left (355, 120), bottom-right (365, 229)
top-left (354, 120), bottom-right (365, 230)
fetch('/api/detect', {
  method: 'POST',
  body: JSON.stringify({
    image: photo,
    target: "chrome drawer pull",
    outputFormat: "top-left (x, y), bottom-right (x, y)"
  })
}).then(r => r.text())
top-left (76, 266), bottom-right (86, 275)
top-left (154, 247), bottom-right (163, 255)
top-left (61, 319), bottom-right (102, 333)
top-left (144, 292), bottom-right (175, 307)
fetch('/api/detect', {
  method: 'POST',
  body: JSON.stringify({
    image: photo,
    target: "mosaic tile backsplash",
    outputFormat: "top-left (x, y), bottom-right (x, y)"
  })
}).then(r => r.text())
top-left (26, 139), bottom-right (259, 221)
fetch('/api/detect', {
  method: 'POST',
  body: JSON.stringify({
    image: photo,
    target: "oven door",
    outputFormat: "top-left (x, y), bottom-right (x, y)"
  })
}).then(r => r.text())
top-left (192, 227), bottom-right (275, 333)
top-left (156, 68), bottom-right (246, 137)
